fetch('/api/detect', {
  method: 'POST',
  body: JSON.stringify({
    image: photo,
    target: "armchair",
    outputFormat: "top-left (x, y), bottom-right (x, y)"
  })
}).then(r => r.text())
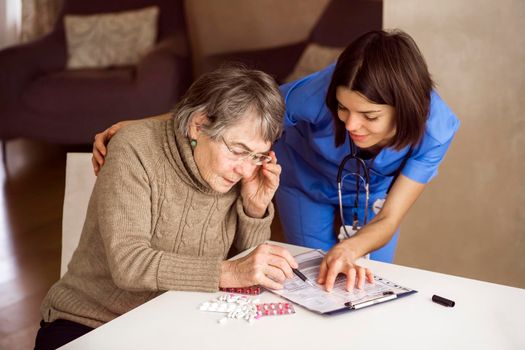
top-left (0, 0), bottom-right (191, 145)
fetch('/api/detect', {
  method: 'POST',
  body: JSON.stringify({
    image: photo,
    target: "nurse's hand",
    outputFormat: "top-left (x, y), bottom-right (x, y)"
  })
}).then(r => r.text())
top-left (92, 121), bottom-right (132, 175)
top-left (219, 243), bottom-right (298, 290)
top-left (92, 113), bottom-right (173, 175)
top-left (317, 241), bottom-right (374, 292)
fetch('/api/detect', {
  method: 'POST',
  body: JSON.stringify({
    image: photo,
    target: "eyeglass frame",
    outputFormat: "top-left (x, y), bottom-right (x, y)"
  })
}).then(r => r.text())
top-left (220, 136), bottom-right (272, 165)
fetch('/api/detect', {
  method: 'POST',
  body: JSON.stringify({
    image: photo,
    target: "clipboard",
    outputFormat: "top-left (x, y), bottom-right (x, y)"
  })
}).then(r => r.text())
top-left (269, 250), bottom-right (417, 315)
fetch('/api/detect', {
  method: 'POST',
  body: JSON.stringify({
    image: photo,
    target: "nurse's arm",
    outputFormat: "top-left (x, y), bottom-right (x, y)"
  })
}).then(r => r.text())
top-left (346, 174), bottom-right (426, 258)
top-left (319, 174), bottom-right (425, 291)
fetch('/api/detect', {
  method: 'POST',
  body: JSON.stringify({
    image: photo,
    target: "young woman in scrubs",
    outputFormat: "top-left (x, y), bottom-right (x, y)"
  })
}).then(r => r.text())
top-left (273, 30), bottom-right (459, 290)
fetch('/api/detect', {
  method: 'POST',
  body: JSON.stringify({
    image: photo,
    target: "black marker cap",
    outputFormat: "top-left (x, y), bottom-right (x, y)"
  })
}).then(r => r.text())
top-left (432, 294), bottom-right (455, 307)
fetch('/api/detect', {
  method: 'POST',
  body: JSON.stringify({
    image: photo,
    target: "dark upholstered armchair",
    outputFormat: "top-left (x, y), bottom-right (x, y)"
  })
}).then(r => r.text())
top-left (201, 0), bottom-right (382, 84)
top-left (0, 0), bottom-right (191, 145)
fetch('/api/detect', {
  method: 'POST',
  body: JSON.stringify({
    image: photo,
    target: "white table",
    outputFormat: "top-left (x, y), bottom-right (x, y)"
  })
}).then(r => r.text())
top-left (61, 243), bottom-right (525, 350)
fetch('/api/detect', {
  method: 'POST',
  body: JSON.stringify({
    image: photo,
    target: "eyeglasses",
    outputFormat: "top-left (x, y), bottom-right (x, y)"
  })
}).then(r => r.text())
top-left (221, 137), bottom-right (272, 165)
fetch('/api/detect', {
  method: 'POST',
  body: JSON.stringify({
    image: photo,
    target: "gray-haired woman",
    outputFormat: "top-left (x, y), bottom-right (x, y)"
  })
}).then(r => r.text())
top-left (35, 67), bottom-right (297, 349)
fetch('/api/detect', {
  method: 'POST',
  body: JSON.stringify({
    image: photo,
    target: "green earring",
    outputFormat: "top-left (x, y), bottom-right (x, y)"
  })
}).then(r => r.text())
top-left (190, 139), bottom-right (197, 148)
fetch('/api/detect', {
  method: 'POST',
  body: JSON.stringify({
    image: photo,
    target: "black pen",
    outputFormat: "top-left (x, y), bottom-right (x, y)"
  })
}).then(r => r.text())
top-left (292, 268), bottom-right (315, 286)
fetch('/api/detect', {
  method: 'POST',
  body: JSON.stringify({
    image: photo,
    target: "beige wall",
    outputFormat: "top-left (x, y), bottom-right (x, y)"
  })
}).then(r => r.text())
top-left (385, 0), bottom-right (525, 288)
top-left (184, 0), bottom-right (329, 73)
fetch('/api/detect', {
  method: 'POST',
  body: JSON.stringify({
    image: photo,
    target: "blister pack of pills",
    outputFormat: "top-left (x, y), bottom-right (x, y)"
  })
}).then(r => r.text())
top-left (219, 286), bottom-right (262, 295)
top-left (199, 293), bottom-right (295, 325)
top-left (256, 302), bottom-right (295, 317)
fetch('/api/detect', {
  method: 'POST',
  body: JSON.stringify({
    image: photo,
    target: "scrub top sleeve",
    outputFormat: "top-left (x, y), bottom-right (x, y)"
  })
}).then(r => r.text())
top-left (280, 81), bottom-right (301, 127)
top-left (402, 134), bottom-right (456, 184)
top-left (280, 66), bottom-right (333, 127)
top-left (402, 92), bottom-right (460, 184)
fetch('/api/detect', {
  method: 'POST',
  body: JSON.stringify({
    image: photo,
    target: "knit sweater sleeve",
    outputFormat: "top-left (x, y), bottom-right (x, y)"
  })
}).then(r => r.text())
top-left (233, 198), bottom-right (274, 251)
top-left (95, 127), bottom-right (222, 292)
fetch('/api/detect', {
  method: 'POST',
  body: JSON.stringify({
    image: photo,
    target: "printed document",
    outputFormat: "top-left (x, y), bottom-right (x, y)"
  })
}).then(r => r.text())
top-left (270, 250), bottom-right (415, 314)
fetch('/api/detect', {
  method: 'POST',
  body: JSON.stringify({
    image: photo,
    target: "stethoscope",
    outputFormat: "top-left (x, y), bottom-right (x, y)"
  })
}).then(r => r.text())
top-left (336, 138), bottom-right (414, 240)
top-left (336, 139), bottom-right (370, 239)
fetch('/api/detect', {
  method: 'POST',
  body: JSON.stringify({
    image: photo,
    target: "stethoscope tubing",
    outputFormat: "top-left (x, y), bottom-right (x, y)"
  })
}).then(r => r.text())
top-left (336, 140), bottom-right (371, 239)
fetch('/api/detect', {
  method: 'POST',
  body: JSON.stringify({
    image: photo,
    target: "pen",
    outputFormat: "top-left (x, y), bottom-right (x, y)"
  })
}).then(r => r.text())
top-left (292, 268), bottom-right (315, 286)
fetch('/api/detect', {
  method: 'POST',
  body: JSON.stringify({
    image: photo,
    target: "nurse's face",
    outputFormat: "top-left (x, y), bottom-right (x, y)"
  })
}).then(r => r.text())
top-left (336, 87), bottom-right (396, 149)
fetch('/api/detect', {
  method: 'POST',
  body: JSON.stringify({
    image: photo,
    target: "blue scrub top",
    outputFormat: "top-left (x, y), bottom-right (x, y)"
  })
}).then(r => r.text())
top-left (274, 64), bottom-right (460, 217)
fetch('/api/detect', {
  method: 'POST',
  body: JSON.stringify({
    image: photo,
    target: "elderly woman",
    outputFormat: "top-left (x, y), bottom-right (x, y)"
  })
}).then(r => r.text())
top-left (35, 66), bottom-right (297, 349)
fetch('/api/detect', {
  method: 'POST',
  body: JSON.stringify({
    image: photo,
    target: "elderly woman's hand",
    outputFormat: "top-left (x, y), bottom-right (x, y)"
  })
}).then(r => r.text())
top-left (240, 151), bottom-right (281, 218)
top-left (219, 243), bottom-right (297, 290)
top-left (317, 240), bottom-right (374, 292)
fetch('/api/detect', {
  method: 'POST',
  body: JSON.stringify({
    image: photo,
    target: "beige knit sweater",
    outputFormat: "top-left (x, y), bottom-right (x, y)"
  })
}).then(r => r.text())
top-left (41, 118), bottom-right (273, 328)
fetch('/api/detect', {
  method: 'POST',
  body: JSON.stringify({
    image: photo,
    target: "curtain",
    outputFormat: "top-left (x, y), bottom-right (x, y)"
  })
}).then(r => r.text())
top-left (21, 0), bottom-right (62, 42)
top-left (0, 0), bottom-right (21, 48)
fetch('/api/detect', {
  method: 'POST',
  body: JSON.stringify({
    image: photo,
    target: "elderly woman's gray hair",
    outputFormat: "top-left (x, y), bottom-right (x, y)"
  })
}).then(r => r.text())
top-left (173, 66), bottom-right (284, 143)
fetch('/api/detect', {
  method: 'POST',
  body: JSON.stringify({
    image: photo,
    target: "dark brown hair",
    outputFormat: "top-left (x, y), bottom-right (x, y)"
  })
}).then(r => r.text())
top-left (326, 30), bottom-right (434, 149)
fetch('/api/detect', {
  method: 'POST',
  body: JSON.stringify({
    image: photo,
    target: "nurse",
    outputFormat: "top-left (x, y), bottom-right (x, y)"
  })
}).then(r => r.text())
top-left (273, 30), bottom-right (459, 291)
top-left (92, 30), bottom-right (459, 291)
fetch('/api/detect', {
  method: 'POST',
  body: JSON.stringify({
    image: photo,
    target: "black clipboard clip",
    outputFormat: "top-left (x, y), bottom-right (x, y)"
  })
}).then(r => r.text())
top-left (344, 291), bottom-right (397, 310)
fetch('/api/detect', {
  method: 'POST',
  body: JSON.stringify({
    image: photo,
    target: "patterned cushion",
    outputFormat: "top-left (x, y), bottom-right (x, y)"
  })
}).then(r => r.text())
top-left (64, 6), bottom-right (159, 69)
top-left (285, 43), bottom-right (344, 83)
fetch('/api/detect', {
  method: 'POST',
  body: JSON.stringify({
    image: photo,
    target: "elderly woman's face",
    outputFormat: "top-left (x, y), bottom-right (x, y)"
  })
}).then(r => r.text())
top-left (190, 111), bottom-right (272, 193)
